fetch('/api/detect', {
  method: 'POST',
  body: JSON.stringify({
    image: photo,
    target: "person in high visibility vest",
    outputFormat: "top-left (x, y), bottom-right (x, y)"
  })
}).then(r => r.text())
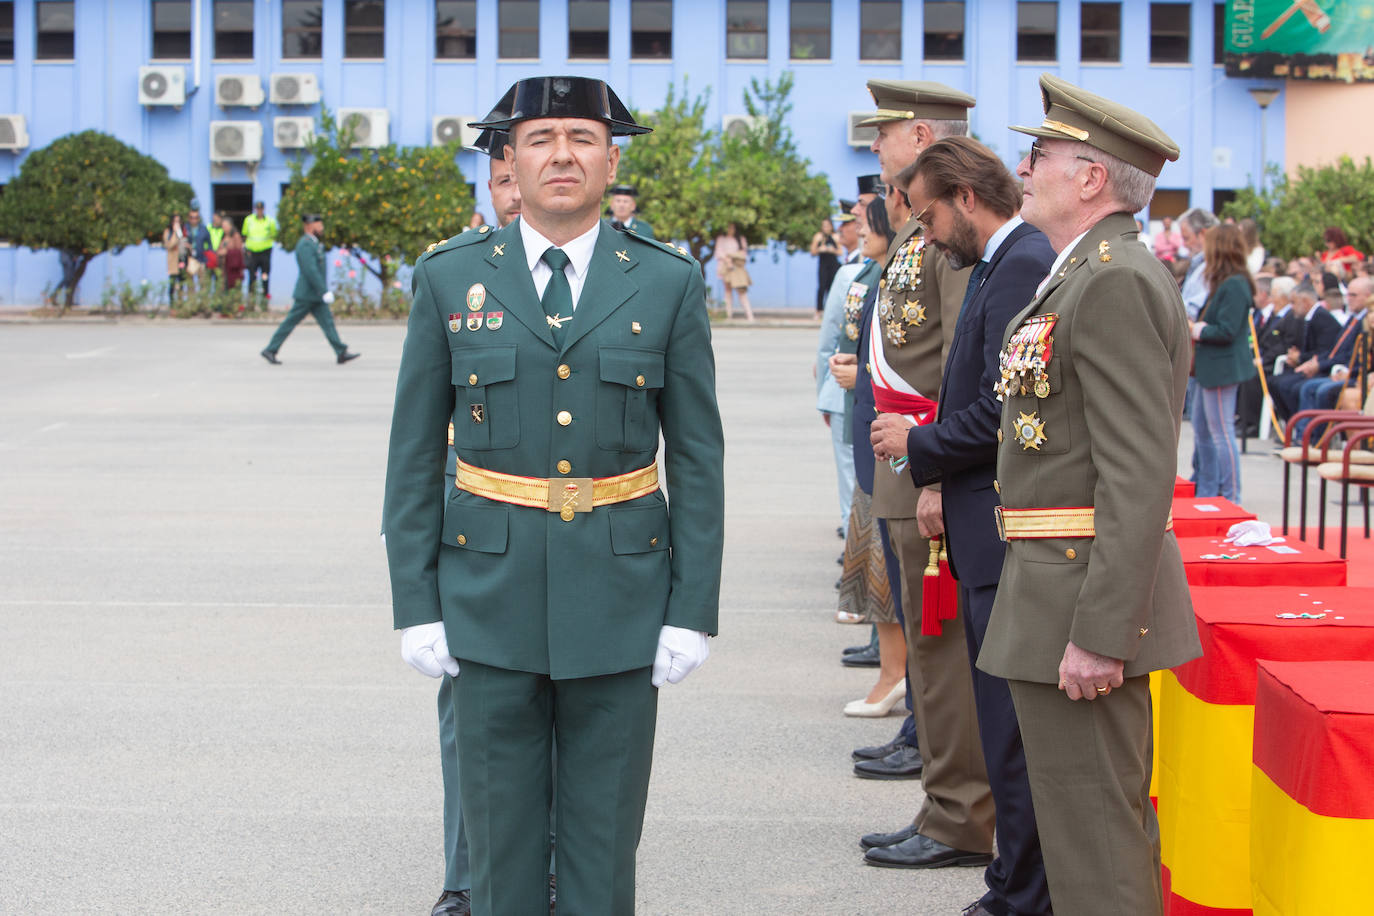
top-left (242, 201), bottom-right (278, 304)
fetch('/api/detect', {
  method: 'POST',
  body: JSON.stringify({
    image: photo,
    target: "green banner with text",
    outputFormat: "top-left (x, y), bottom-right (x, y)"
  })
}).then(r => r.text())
top-left (1225, 1), bottom-right (1374, 81)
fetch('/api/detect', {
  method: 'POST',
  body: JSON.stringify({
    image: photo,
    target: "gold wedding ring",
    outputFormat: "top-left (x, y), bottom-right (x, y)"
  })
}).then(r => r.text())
top-left (1096, 686), bottom-right (1110, 694)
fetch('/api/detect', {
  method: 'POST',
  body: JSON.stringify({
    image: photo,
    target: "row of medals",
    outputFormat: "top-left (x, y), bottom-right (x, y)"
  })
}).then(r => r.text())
top-left (995, 314), bottom-right (1056, 403)
top-left (877, 235), bottom-right (926, 347)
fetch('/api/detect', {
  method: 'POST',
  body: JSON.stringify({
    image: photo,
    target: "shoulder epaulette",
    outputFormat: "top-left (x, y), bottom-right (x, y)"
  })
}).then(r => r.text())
top-left (621, 231), bottom-right (694, 264)
top-left (418, 225), bottom-right (492, 263)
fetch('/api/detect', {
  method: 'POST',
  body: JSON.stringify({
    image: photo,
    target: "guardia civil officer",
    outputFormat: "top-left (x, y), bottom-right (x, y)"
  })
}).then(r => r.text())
top-left (981, 74), bottom-right (1201, 914)
top-left (383, 76), bottom-right (724, 916)
top-left (607, 184), bottom-right (655, 238)
top-left (260, 213), bottom-right (359, 365)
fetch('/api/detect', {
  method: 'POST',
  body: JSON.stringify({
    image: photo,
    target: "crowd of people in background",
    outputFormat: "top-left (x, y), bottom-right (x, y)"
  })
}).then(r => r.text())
top-left (159, 205), bottom-right (272, 307)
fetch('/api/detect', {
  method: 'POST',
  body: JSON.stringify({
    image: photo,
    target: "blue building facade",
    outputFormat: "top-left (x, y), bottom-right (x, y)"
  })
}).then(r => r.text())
top-left (0, 0), bottom-right (1284, 309)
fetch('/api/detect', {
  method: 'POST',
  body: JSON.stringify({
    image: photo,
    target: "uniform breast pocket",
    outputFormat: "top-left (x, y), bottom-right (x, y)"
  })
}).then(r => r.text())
top-left (452, 345), bottom-right (520, 450)
top-left (596, 347), bottom-right (665, 452)
top-left (1005, 359), bottom-right (1071, 456)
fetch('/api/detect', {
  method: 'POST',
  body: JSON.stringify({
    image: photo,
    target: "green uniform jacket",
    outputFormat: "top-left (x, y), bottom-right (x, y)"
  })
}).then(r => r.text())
top-left (979, 212), bottom-right (1202, 683)
top-left (292, 234), bottom-right (327, 303)
top-left (383, 219), bottom-right (725, 680)
top-left (621, 217), bottom-right (655, 240)
top-left (1194, 273), bottom-right (1259, 390)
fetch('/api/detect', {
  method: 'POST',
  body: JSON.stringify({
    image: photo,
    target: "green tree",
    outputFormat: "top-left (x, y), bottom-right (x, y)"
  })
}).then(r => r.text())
top-left (0, 130), bottom-right (193, 311)
top-left (1221, 156), bottom-right (1374, 260)
top-left (617, 74), bottom-right (832, 272)
top-left (279, 108), bottom-right (474, 306)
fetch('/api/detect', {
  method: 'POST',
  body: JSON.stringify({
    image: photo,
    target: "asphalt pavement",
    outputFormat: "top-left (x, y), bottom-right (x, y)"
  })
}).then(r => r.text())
top-left (0, 319), bottom-right (1292, 914)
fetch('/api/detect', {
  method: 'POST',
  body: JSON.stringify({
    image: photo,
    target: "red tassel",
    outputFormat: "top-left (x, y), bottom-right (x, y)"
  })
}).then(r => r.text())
top-left (921, 537), bottom-right (944, 636)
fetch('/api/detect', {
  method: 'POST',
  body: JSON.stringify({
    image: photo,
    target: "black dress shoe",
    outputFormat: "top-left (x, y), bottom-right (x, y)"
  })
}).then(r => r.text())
top-left (431, 889), bottom-right (471, 916)
top-left (842, 639), bottom-right (875, 655)
top-left (841, 644), bottom-right (880, 667)
top-left (337, 349), bottom-right (361, 364)
top-left (837, 525), bottom-right (846, 539)
top-left (961, 899), bottom-right (999, 916)
top-left (863, 832), bottom-right (993, 869)
top-left (260, 349), bottom-right (281, 365)
top-left (860, 820), bottom-right (920, 850)
top-left (854, 743), bottom-right (923, 780)
top-left (852, 731), bottom-right (906, 761)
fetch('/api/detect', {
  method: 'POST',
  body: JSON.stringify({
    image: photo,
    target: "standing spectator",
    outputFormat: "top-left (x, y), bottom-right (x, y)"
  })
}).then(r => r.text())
top-left (1178, 208), bottom-right (1219, 318)
top-left (219, 220), bottom-right (246, 293)
top-left (715, 223), bottom-right (755, 321)
top-left (1153, 215), bottom-right (1183, 262)
top-left (607, 183), bottom-right (656, 238)
top-left (1321, 226), bottom-right (1365, 272)
top-left (206, 211), bottom-right (225, 291)
top-left (810, 217), bottom-right (842, 314)
top-left (185, 208), bottom-right (210, 288)
top-left (242, 200), bottom-right (278, 305)
top-left (162, 213), bottom-right (188, 305)
top-left (260, 213), bottom-right (359, 365)
top-left (1190, 224), bottom-right (1258, 502)
top-left (1240, 218), bottom-right (1265, 276)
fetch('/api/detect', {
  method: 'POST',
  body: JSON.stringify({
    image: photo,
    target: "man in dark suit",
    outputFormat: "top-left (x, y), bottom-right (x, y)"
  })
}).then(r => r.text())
top-left (872, 137), bottom-right (1055, 916)
top-left (1271, 282), bottom-right (1342, 419)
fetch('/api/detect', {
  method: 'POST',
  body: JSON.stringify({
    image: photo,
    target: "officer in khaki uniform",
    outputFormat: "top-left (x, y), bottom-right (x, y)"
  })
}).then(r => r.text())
top-left (980, 75), bottom-right (1202, 914)
top-left (852, 80), bottom-right (997, 873)
top-left (383, 77), bottom-right (724, 916)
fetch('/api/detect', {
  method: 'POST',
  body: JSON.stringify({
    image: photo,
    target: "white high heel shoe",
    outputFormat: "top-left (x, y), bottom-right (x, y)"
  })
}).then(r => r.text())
top-left (843, 678), bottom-right (906, 717)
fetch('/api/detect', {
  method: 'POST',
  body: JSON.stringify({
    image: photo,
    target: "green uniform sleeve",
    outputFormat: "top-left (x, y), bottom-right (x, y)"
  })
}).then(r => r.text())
top-left (295, 238), bottom-right (328, 301)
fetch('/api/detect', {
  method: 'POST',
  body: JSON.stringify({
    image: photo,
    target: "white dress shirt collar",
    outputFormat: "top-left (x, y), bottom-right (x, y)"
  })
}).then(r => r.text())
top-left (520, 218), bottom-right (601, 309)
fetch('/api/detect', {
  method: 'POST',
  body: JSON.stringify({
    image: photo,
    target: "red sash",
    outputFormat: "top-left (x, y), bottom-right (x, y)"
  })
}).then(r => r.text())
top-left (872, 387), bottom-right (937, 423)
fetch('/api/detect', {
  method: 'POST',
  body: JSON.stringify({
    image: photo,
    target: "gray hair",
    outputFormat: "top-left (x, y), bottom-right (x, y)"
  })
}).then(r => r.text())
top-left (920, 118), bottom-right (969, 140)
top-left (1270, 276), bottom-right (1297, 300)
top-left (1070, 141), bottom-right (1155, 213)
top-left (1179, 207), bottom-right (1220, 235)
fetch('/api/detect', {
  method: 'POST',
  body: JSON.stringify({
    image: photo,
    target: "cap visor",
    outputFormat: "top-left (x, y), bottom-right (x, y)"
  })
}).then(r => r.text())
top-left (1010, 123), bottom-right (1083, 142)
top-left (854, 112), bottom-right (907, 128)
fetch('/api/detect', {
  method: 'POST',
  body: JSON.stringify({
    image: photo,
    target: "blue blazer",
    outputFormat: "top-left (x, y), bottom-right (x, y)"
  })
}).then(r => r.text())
top-left (905, 221), bottom-right (1055, 588)
top-left (850, 283), bottom-right (881, 496)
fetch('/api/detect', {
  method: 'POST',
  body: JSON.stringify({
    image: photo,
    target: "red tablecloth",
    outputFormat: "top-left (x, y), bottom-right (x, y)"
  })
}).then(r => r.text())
top-left (1174, 476), bottom-right (1195, 497)
top-left (1178, 536), bottom-right (1346, 587)
top-left (1170, 497), bottom-right (1257, 538)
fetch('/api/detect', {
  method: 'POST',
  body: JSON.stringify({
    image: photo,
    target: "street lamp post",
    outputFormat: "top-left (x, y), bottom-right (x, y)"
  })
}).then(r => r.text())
top-left (1248, 87), bottom-right (1281, 193)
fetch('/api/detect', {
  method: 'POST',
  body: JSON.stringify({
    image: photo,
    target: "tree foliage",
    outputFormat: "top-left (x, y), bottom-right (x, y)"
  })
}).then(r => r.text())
top-left (0, 129), bottom-right (193, 311)
top-left (617, 74), bottom-right (833, 271)
top-left (279, 108), bottom-right (474, 301)
top-left (1221, 157), bottom-right (1374, 260)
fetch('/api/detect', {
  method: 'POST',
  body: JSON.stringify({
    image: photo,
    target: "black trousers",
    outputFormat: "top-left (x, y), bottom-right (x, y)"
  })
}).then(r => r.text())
top-left (964, 581), bottom-right (1053, 915)
top-left (245, 249), bottom-right (272, 297)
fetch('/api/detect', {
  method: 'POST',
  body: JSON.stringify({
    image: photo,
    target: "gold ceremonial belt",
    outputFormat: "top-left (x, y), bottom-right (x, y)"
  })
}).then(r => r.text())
top-left (995, 506), bottom-right (1174, 541)
top-left (455, 457), bottom-right (659, 521)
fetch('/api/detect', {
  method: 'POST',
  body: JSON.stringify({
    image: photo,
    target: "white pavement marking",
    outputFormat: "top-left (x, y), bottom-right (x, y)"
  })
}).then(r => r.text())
top-left (65, 346), bottom-right (116, 359)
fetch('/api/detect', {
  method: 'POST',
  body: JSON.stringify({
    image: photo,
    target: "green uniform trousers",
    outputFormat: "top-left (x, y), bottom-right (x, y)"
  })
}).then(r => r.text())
top-left (455, 661), bottom-right (657, 916)
top-left (1008, 675), bottom-right (1161, 916)
top-left (263, 298), bottom-right (346, 356)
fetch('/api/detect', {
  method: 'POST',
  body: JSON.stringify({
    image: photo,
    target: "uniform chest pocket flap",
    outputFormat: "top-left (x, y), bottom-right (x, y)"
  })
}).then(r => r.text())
top-left (442, 500), bottom-right (510, 554)
top-left (452, 345), bottom-right (519, 450)
top-left (596, 347), bottom-right (665, 452)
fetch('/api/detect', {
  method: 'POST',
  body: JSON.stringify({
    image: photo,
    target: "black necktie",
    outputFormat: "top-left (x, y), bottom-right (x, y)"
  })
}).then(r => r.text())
top-left (960, 260), bottom-right (988, 312)
top-left (541, 247), bottom-right (573, 344)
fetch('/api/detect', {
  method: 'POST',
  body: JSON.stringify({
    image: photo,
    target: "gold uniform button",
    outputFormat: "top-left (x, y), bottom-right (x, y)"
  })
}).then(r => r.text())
top-left (557, 460), bottom-right (571, 474)
top-left (456, 534), bottom-right (467, 546)
top-left (557, 364), bottom-right (571, 380)
top-left (468, 373), bottom-right (478, 386)
top-left (635, 374), bottom-right (645, 387)
top-left (560, 506), bottom-right (576, 522)
top-left (650, 536), bottom-right (659, 547)
top-left (993, 480), bottom-right (1001, 494)
top-left (557, 410), bottom-right (572, 426)
top-left (1065, 548), bottom-right (1077, 560)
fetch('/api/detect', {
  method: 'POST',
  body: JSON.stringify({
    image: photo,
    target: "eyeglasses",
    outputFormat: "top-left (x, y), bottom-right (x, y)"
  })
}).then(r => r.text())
top-left (1027, 141), bottom-right (1097, 173)
top-left (911, 198), bottom-right (937, 232)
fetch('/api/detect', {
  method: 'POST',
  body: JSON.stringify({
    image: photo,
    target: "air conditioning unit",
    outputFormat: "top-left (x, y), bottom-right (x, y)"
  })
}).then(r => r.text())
top-left (270, 72), bottom-right (321, 105)
top-left (847, 111), bottom-right (879, 149)
top-left (432, 115), bottom-right (481, 148)
top-left (139, 65), bottom-right (186, 107)
top-left (0, 115), bottom-right (29, 151)
top-left (209, 121), bottom-right (263, 163)
top-left (721, 113), bottom-right (763, 140)
top-left (216, 74), bottom-right (265, 108)
top-left (338, 107), bottom-right (389, 148)
top-left (273, 116), bottom-right (315, 150)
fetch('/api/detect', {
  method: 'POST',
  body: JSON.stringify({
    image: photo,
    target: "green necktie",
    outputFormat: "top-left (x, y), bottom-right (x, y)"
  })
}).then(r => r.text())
top-left (541, 247), bottom-right (573, 345)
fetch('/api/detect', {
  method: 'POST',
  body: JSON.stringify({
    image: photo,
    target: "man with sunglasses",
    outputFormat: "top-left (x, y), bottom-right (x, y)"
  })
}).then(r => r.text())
top-left (977, 74), bottom-right (1201, 914)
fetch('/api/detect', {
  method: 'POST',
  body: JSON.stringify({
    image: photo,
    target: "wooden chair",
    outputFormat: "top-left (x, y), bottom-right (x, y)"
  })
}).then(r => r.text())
top-left (1315, 423), bottom-right (1374, 558)
top-left (1279, 403), bottom-right (1374, 541)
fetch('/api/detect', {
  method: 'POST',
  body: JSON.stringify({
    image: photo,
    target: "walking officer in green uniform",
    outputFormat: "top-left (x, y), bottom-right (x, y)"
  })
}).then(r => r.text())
top-left (383, 76), bottom-right (724, 915)
top-left (260, 213), bottom-right (359, 365)
top-left (980, 74), bottom-right (1202, 914)
top-left (607, 184), bottom-right (655, 239)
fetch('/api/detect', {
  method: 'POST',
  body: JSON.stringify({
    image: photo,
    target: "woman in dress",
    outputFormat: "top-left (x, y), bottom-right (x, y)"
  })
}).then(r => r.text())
top-left (162, 213), bottom-right (188, 305)
top-left (714, 223), bottom-right (755, 322)
top-left (219, 220), bottom-right (246, 292)
top-left (810, 217), bottom-right (842, 314)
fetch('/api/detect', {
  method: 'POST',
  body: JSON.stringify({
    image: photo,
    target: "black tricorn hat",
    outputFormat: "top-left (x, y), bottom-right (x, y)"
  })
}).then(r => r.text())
top-left (301, 212), bottom-right (322, 223)
top-left (473, 128), bottom-right (511, 161)
top-left (468, 76), bottom-right (650, 136)
top-left (857, 174), bottom-right (883, 197)
top-left (609, 184), bottom-right (638, 197)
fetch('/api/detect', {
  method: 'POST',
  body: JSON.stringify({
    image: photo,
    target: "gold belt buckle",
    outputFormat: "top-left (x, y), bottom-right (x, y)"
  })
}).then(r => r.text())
top-left (550, 477), bottom-right (595, 521)
top-left (994, 505), bottom-right (1007, 542)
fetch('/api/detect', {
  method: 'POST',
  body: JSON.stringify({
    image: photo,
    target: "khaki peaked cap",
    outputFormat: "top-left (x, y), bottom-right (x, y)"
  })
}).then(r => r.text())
top-left (855, 79), bottom-right (974, 127)
top-left (1011, 73), bottom-right (1179, 177)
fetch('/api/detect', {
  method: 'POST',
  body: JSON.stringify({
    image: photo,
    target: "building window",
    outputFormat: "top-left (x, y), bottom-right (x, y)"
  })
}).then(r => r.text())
top-left (1150, 2), bottom-right (1190, 63)
top-left (1213, 1), bottom-right (1225, 65)
top-left (212, 183), bottom-right (254, 241)
top-left (726, 0), bottom-right (766, 60)
top-left (1016, 2), bottom-right (1056, 61)
top-left (859, 0), bottom-right (900, 60)
top-left (789, 0), bottom-right (829, 60)
top-left (632, 0), bottom-right (672, 59)
top-left (151, 0), bottom-right (191, 58)
top-left (499, 0), bottom-right (539, 58)
top-left (923, 1), bottom-right (963, 61)
top-left (0, 2), bottom-right (14, 61)
top-left (35, 1), bottom-right (74, 59)
top-left (569, 0), bottom-right (608, 58)
top-left (214, 0), bottom-right (254, 59)
top-left (283, 0), bottom-right (323, 59)
top-left (344, 0), bottom-right (384, 57)
top-left (436, 1), bottom-right (476, 59)
top-left (1080, 2), bottom-right (1119, 63)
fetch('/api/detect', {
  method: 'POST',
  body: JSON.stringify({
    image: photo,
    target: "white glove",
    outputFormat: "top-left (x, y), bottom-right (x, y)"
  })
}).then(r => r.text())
top-left (322, 290), bottom-right (335, 304)
top-left (651, 625), bottom-right (710, 688)
top-left (1223, 520), bottom-right (1276, 547)
top-left (400, 621), bottom-right (460, 678)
